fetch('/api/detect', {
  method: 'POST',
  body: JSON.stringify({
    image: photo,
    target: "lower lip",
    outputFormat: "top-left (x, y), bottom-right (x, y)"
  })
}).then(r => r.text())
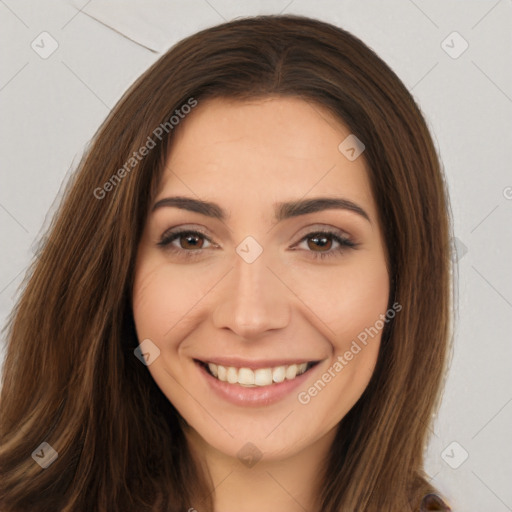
top-left (196, 361), bottom-right (316, 407)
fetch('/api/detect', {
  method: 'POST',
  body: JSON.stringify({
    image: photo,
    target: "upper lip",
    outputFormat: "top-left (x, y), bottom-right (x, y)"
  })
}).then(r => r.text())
top-left (195, 357), bottom-right (320, 370)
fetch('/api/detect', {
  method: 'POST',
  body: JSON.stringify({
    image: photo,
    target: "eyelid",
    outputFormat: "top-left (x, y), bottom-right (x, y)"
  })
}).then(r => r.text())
top-left (293, 223), bottom-right (354, 241)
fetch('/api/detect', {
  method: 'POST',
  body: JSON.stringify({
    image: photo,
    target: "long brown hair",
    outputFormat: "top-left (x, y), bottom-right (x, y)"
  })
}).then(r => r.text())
top-left (0, 14), bottom-right (453, 511)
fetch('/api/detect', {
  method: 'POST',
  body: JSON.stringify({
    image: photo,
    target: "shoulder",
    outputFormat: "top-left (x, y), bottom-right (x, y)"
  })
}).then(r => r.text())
top-left (420, 493), bottom-right (452, 511)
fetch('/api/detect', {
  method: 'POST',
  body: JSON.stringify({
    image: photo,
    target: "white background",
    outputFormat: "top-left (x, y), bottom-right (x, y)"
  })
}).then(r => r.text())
top-left (1, 1), bottom-right (511, 510)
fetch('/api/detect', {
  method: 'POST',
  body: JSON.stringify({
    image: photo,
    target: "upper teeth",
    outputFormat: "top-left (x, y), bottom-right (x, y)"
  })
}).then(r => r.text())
top-left (207, 362), bottom-right (309, 387)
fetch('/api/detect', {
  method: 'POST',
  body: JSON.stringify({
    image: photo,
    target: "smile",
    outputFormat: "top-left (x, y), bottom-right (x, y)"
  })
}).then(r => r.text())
top-left (204, 361), bottom-right (315, 387)
top-left (194, 358), bottom-right (321, 406)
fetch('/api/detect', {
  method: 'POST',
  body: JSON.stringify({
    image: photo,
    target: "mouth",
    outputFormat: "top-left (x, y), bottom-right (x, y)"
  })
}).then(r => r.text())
top-left (196, 360), bottom-right (319, 387)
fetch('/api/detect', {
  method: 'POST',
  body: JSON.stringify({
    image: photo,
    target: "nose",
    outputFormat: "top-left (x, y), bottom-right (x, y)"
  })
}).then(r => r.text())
top-left (211, 249), bottom-right (291, 340)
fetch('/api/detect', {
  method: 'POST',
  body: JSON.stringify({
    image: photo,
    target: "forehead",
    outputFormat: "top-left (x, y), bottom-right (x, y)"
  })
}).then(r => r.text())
top-left (156, 96), bottom-right (376, 221)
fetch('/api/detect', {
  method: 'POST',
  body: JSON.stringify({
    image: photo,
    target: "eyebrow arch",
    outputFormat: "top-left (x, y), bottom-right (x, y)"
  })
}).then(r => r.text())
top-left (152, 196), bottom-right (371, 223)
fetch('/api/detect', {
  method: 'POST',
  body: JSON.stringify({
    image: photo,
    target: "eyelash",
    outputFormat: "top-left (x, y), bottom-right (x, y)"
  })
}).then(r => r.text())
top-left (157, 228), bottom-right (358, 261)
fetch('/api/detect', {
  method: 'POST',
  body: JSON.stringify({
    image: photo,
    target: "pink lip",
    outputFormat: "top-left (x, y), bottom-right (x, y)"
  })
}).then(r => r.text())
top-left (195, 360), bottom-right (317, 407)
top-left (195, 357), bottom-right (316, 370)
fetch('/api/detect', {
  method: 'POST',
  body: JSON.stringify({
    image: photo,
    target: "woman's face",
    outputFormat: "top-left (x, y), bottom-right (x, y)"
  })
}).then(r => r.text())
top-left (132, 96), bottom-right (389, 462)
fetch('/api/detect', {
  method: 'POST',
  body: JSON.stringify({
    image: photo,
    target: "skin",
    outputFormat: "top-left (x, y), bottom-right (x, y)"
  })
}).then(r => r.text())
top-left (132, 96), bottom-right (390, 511)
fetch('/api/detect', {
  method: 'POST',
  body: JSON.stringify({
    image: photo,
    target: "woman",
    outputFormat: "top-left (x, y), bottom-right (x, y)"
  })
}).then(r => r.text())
top-left (0, 14), bottom-right (453, 511)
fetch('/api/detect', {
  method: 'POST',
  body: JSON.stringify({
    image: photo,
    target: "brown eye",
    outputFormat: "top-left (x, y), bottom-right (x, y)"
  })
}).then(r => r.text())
top-left (295, 230), bottom-right (357, 261)
top-left (178, 233), bottom-right (205, 250)
top-left (157, 229), bottom-right (214, 254)
top-left (306, 234), bottom-right (333, 252)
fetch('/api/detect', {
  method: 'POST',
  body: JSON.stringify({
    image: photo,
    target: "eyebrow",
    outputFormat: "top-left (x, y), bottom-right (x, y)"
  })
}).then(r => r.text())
top-left (152, 196), bottom-right (371, 223)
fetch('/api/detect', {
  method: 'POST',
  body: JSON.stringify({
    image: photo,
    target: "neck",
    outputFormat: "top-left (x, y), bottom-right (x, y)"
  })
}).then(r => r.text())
top-left (184, 426), bottom-right (337, 512)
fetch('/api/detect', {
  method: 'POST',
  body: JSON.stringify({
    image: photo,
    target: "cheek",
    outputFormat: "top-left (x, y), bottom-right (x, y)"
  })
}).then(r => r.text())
top-left (295, 259), bottom-right (390, 343)
top-left (132, 266), bottom-right (173, 341)
top-left (295, 267), bottom-right (389, 424)
top-left (293, 255), bottom-right (389, 404)
top-left (132, 258), bottom-right (209, 342)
